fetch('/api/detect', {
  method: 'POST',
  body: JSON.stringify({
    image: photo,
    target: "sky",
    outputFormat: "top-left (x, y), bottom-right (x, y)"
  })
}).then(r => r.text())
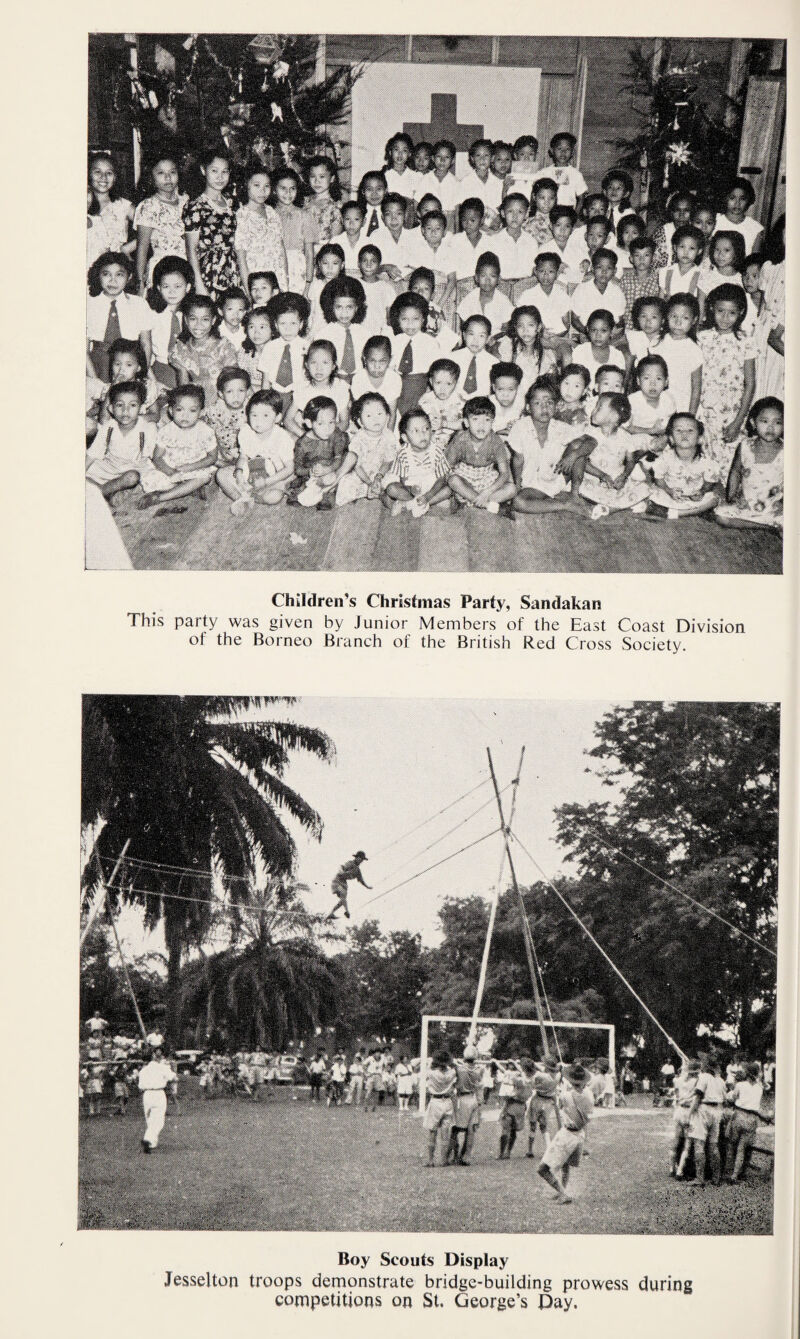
top-left (108, 698), bottom-right (627, 958)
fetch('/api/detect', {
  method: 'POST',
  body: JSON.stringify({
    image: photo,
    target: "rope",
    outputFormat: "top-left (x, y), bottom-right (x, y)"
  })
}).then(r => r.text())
top-left (103, 882), bottom-right (281, 917)
top-left (510, 831), bottom-right (687, 1063)
top-left (378, 783), bottom-right (512, 884)
top-left (370, 773), bottom-right (490, 858)
top-left (359, 828), bottom-right (503, 909)
top-left (578, 823), bottom-right (777, 959)
top-left (99, 853), bottom-right (251, 884)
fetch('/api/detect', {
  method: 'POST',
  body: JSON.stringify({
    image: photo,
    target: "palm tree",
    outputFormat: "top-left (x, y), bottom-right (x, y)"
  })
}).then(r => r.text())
top-left (81, 696), bottom-right (334, 1045)
top-left (179, 876), bottom-right (341, 1048)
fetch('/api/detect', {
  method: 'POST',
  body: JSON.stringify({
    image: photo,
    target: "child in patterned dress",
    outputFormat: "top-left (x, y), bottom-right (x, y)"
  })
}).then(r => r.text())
top-left (336, 393), bottom-right (397, 505)
top-left (642, 413), bottom-right (720, 519)
top-left (272, 168), bottom-right (314, 293)
top-left (137, 383), bottom-right (218, 508)
top-left (170, 294), bottom-right (238, 408)
top-left (574, 391), bottom-right (650, 518)
top-left (715, 396), bottom-right (783, 531)
top-left (697, 283), bottom-right (757, 477)
top-left (205, 367), bottom-right (251, 465)
top-left (418, 358), bottom-right (465, 450)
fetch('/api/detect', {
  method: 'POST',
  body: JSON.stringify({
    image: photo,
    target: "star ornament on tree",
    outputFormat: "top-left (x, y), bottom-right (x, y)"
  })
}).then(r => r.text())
top-left (665, 140), bottom-right (693, 167)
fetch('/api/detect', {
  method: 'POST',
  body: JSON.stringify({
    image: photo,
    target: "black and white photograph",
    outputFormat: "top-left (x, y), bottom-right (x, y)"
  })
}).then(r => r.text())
top-left (85, 34), bottom-right (785, 574)
top-left (80, 696), bottom-right (778, 1234)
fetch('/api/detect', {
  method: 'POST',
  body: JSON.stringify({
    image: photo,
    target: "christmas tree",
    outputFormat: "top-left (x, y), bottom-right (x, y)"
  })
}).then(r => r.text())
top-left (119, 34), bottom-right (361, 182)
top-left (613, 42), bottom-right (742, 220)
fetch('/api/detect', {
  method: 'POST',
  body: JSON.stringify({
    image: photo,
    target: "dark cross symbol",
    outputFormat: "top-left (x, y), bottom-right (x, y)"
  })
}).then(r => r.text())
top-left (403, 94), bottom-right (484, 151)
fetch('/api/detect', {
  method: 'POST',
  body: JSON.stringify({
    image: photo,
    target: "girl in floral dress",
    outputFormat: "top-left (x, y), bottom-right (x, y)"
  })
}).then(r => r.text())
top-left (234, 166), bottom-right (288, 292)
top-left (697, 284), bottom-right (756, 478)
top-left (134, 156), bottom-right (188, 292)
top-left (272, 167), bottom-right (315, 293)
top-left (302, 156), bottom-right (343, 263)
top-left (170, 294), bottom-right (238, 408)
top-left (183, 150), bottom-right (239, 303)
top-left (715, 396), bottom-right (783, 531)
top-left (87, 154), bottom-right (134, 269)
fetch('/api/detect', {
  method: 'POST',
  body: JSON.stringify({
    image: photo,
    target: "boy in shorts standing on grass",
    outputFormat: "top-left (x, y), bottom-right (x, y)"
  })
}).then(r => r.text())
top-left (537, 1062), bottom-right (594, 1203)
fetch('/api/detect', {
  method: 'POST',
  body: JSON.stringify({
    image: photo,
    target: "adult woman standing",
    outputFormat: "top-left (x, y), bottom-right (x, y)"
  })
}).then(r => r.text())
top-left (134, 156), bottom-right (189, 292)
top-left (183, 148), bottom-right (239, 303)
top-left (234, 166), bottom-right (289, 291)
top-left (756, 216), bottom-right (785, 399)
top-left (87, 153), bottom-right (135, 268)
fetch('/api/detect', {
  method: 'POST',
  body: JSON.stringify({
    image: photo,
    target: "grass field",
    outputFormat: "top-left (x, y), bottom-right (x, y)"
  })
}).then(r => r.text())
top-left (78, 1084), bottom-right (772, 1234)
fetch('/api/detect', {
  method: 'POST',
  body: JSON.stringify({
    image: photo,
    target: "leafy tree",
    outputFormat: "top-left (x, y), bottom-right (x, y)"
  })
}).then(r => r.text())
top-left (333, 919), bottom-right (429, 1048)
top-left (546, 702), bottom-right (779, 1054)
top-left (81, 696), bottom-right (333, 1046)
top-left (80, 924), bottom-right (166, 1033)
top-left (178, 877), bottom-right (340, 1048)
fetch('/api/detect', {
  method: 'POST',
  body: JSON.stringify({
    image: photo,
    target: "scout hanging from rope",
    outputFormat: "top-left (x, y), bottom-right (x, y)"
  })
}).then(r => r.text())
top-left (326, 850), bottom-right (371, 919)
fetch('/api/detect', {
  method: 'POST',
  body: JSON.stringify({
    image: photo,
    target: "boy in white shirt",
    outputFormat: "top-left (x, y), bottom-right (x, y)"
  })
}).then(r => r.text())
top-left (531, 132), bottom-right (587, 210)
top-left (570, 249), bottom-right (626, 340)
top-left (489, 362), bottom-right (525, 438)
top-left (624, 354), bottom-right (676, 456)
top-left (494, 194), bottom-right (539, 292)
top-left (451, 315), bottom-right (499, 397)
top-left (457, 251), bottom-right (514, 331)
top-left (517, 251), bottom-right (573, 362)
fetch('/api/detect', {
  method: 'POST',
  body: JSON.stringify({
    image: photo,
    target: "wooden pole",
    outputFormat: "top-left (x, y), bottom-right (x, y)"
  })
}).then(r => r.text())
top-left (105, 890), bottom-right (148, 1042)
top-left (487, 749), bottom-right (550, 1058)
top-left (80, 838), bottom-right (130, 950)
top-left (468, 748), bottom-right (525, 1044)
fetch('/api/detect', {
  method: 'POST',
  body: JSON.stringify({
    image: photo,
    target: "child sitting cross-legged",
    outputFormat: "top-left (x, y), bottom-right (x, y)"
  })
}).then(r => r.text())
top-left (509, 377), bottom-right (591, 514)
top-left (137, 383), bottom-right (218, 509)
top-left (572, 391), bottom-right (651, 519)
top-left (445, 396), bottom-right (516, 514)
top-left (641, 412), bottom-right (720, 520)
top-left (86, 379), bottom-right (156, 505)
top-left (382, 408), bottom-right (453, 517)
top-left (217, 388), bottom-right (296, 515)
top-left (335, 392), bottom-right (397, 506)
top-left (287, 395), bottom-right (351, 510)
top-left (714, 396), bottom-right (783, 531)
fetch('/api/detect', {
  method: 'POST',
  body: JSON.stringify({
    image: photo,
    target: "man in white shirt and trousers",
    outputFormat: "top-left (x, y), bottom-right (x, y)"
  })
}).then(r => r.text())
top-left (137, 1046), bottom-right (175, 1153)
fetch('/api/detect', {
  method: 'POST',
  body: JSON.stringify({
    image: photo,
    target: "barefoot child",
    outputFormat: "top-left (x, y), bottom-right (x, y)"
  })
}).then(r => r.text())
top-left (86, 380), bottom-right (156, 503)
top-left (509, 378), bottom-right (589, 514)
top-left (383, 410), bottom-right (454, 516)
top-left (574, 391), bottom-right (650, 517)
top-left (446, 397), bottom-right (516, 512)
top-left (288, 396), bottom-right (351, 509)
top-left (137, 383), bottom-right (217, 508)
top-left (643, 413), bottom-right (720, 518)
top-left (715, 396), bottom-right (783, 530)
top-left (336, 393), bottom-right (397, 506)
top-left (218, 389), bottom-right (295, 513)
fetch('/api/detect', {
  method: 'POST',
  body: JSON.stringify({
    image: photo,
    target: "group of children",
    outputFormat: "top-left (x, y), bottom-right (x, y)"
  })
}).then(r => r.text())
top-left (424, 1045), bottom-right (596, 1202)
top-left (86, 131), bottom-right (784, 534)
top-left (669, 1051), bottom-right (771, 1186)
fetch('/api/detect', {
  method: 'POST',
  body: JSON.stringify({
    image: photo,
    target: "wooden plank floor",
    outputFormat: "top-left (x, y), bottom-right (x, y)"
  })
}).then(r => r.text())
top-left (114, 492), bottom-right (782, 575)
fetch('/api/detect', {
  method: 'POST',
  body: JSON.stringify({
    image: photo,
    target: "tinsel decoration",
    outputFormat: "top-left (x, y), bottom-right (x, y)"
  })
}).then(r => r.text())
top-left (612, 41), bottom-right (743, 218)
top-left (115, 33), bottom-right (363, 178)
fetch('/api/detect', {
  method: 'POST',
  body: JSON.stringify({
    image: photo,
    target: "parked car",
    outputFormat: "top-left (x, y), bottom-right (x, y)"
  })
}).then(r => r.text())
top-left (174, 1049), bottom-right (204, 1074)
top-left (275, 1054), bottom-right (298, 1084)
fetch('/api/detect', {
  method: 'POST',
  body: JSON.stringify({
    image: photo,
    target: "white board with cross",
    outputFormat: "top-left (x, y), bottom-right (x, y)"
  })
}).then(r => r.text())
top-left (350, 62), bottom-right (542, 187)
